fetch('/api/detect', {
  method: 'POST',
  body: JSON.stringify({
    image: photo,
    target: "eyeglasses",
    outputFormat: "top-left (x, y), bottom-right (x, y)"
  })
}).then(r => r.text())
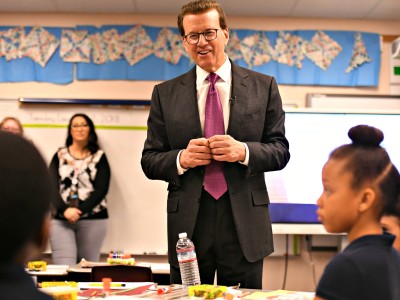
top-left (183, 29), bottom-right (219, 45)
top-left (71, 124), bottom-right (89, 129)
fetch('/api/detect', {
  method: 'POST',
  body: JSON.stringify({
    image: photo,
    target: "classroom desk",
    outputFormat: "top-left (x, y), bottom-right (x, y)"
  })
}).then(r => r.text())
top-left (76, 286), bottom-right (315, 299)
top-left (29, 263), bottom-right (171, 285)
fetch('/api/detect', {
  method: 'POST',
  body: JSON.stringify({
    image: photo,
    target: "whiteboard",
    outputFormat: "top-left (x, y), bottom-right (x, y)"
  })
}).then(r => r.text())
top-left (0, 99), bottom-right (168, 255)
top-left (306, 93), bottom-right (400, 110)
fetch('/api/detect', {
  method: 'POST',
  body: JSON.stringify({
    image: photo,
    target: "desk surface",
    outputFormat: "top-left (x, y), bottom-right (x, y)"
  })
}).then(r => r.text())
top-left (27, 265), bottom-right (69, 276)
top-left (29, 263), bottom-right (171, 285)
top-left (74, 286), bottom-right (315, 299)
top-left (69, 262), bottom-right (170, 275)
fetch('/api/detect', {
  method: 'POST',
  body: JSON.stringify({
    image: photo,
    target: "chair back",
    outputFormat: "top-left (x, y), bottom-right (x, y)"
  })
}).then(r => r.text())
top-left (90, 265), bottom-right (153, 282)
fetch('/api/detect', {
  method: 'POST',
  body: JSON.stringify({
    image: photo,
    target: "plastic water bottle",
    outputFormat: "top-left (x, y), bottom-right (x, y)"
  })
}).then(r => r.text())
top-left (176, 232), bottom-right (201, 286)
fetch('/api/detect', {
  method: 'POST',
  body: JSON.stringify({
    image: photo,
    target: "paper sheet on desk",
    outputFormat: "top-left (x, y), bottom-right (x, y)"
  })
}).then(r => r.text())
top-left (27, 264), bottom-right (69, 275)
top-left (243, 290), bottom-right (315, 299)
top-left (78, 282), bottom-right (154, 297)
top-left (77, 258), bottom-right (109, 268)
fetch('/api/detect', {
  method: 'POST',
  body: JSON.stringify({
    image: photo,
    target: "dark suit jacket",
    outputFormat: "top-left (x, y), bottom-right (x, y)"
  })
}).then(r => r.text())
top-left (141, 61), bottom-right (290, 268)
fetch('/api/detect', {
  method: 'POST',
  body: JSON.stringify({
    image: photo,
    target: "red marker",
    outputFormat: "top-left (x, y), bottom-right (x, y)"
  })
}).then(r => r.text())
top-left (157, 286), bottom-right (172, 295)
top-left (102, 278), bottom-right (112, 297)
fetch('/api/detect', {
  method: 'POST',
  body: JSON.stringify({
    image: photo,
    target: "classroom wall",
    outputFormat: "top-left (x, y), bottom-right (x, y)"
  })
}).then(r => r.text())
top-left (0, 13), bottom-right (399, 107)
top-left (1, 13), bottom-right (399, 291)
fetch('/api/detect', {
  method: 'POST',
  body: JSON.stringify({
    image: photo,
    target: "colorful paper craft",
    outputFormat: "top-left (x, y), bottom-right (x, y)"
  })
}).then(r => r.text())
top-left (119, 25), bottom-right (154, 66)
top-left (304, 30), bottom-right (342, 70)
top-left (102, 29), bottom-right (122, 62)
top-left (0, 27), bottom-right (25, 61)
top-left (225, 30), bottom-right (243, 62)
top-left (345, 32), bottom-right (372, 73)
top-left (19, 26), bottom-right (59, 67)
top-left (240, 31), bottom-right (276, 69)
top-left (275, 31), bottom-right (306, 68)
top-left (153, 28), bottom-right (184, 64)
top-left (60, 29), bottom-right (91, 63)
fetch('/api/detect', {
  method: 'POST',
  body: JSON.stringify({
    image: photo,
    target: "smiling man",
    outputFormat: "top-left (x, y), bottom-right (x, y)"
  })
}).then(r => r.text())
top-left (141, 0), bottom-right (290, 288)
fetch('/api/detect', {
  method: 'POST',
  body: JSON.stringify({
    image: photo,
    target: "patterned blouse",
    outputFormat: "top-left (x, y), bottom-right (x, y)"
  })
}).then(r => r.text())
top-left (49, 147), bottom-right (111, 220)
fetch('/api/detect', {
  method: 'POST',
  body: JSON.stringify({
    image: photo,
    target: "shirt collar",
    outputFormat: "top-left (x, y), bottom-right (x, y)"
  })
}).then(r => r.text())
top-left (196, 54), bottom-right (231, 85)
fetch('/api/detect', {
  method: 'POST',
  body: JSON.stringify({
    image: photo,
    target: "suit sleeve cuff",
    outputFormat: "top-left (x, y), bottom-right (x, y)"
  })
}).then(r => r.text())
top-left (177, 150), bottom-right (189, 175)
top-left (238, 143), bottom-right (249, 166)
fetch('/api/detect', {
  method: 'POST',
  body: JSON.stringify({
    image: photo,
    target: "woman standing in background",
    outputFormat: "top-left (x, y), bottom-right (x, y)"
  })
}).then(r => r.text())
top-left (0, 116), bottom-right (24, 136)
top-left (49, 113), bottom-right (111, 265)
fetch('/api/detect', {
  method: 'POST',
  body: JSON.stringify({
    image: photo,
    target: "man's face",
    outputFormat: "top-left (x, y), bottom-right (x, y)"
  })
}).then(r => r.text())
top-left (182, 9), bottom-right (229, 73)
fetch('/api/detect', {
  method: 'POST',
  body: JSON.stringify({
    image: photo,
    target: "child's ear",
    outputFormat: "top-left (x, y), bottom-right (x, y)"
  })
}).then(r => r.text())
top-left (359, 188), bottom-right (376, 212)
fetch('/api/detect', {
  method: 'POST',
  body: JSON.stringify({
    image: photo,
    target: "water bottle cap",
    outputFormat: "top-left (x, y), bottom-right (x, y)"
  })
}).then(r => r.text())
top-left (178, 232), bottom-right (187, 238)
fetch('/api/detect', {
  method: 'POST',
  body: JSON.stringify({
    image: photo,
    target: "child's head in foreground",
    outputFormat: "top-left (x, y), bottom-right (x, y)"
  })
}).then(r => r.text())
top-left (317, 124), bottom-right (400, 241)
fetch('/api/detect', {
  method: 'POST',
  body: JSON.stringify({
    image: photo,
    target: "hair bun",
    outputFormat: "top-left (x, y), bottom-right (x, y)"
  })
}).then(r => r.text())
top-left (348, 125), bottom-right (383, 147)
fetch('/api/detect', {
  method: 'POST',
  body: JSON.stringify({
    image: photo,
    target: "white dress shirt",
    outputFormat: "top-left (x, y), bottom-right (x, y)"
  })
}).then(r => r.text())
top-left (177, 55), bottom-right (249, 174)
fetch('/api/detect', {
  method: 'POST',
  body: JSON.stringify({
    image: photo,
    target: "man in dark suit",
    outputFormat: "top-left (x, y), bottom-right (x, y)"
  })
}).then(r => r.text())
top-left (141, 0), bottom-right (290, 289)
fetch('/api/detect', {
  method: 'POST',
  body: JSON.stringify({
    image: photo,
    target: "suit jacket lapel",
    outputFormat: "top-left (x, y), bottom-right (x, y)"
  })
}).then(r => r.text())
top-left (227, 62), bottom-right (248, 135)
top-left (178, 67), bottom-right (203, 138)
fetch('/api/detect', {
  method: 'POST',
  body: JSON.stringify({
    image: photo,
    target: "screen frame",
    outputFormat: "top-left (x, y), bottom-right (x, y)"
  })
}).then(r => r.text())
top-left (268, 108), bottom-right (400, 228)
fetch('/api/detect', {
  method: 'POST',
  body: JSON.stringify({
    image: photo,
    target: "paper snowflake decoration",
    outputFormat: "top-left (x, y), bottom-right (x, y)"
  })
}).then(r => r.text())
top-left (119, 25), bottom-right (154, 66)
top-left (153, 28), bottom-right (184, 64)
top-left (275, 31), bottom-right (306, 68)
top-left (0, 27), bottom-right (25, 61)
top-left (19, 26), bottom-right (59, 67)
top-left (345, 32), bottom-right (372, 73)
top-left (303, 31), bottom-right (342, 70)
top-left (60, 29), bottom-right (91, 63)
top-left (240, 31), bottom-right (276, 68)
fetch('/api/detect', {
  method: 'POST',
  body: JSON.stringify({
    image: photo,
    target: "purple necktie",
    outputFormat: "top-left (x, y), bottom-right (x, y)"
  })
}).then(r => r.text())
top-left (203, 73), bottom-right (227, 200)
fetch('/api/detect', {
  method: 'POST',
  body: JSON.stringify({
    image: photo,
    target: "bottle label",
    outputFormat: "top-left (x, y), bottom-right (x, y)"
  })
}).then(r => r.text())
top-left (177, 247), bottom-right (197, 263)
top-left (176, 246), bottom-right (195, 253)
top-left (178, 257), bottom-right (197, 263)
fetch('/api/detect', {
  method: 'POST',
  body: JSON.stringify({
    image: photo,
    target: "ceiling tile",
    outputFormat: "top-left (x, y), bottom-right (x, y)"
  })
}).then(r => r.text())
top-left (290, 0), bottom-right (381, 19)
top-left (133, 0), bottom-right (185, 14)
top-left (0, 0), bottom-right (398, 21)
top-left (219, 0), bottom-right (298, 17)
top-left (0, 0), bottom-right (57, 13)
top-left (366, 0), bottom-right (400, 20)
top-left (55, 0), bottom-right (136, 14)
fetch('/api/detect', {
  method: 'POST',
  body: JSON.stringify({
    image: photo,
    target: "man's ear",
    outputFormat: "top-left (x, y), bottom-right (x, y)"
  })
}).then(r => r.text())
top-left (223, 28), bottom-right (229, 46)
top-left (182, 36), bottom-right (189, 53)
top-left (359, 188), bottom-right (376, 213)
